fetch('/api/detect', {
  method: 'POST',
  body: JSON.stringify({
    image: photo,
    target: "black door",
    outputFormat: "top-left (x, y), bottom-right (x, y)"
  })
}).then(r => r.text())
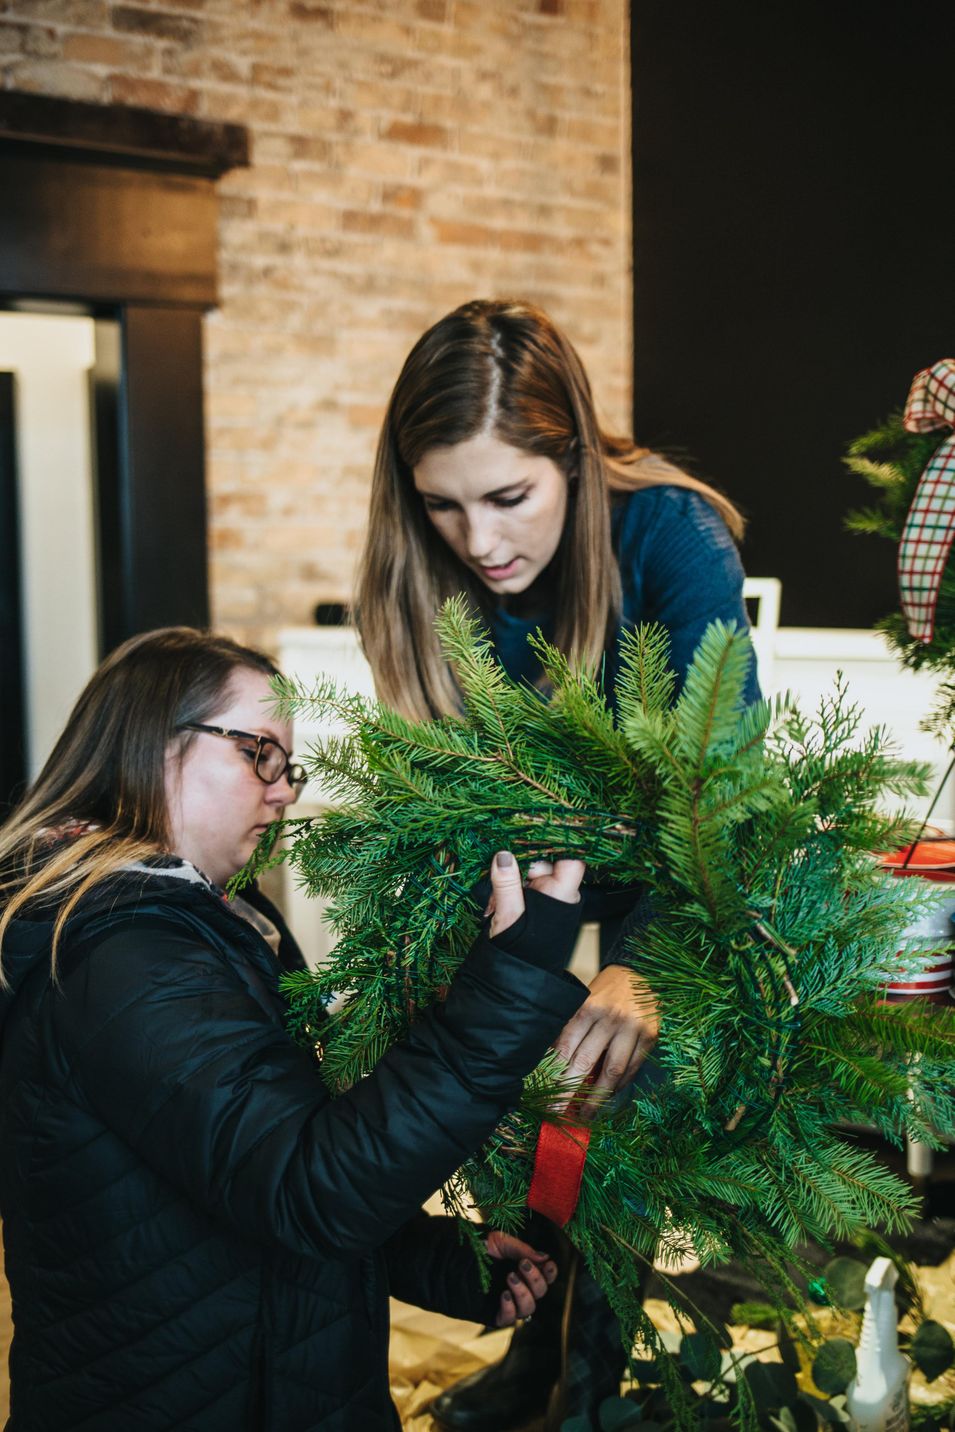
top-left (0, 370), bottom-right (25, 811)
top-left (631, 3), bottom-right (955, 627)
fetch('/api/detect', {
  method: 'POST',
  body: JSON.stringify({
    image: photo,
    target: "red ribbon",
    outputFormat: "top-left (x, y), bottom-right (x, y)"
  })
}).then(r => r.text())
top-left (527, 1117), bottom-right (592, 1227)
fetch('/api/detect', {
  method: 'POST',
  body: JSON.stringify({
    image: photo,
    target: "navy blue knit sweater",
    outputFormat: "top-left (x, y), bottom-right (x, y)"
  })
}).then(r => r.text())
top-left (491, 485), bottom-right (760, 707)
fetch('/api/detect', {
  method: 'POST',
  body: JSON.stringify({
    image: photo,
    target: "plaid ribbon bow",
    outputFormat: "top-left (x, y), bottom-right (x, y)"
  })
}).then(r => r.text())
top-left (898, 359), bottom-right (955, 642)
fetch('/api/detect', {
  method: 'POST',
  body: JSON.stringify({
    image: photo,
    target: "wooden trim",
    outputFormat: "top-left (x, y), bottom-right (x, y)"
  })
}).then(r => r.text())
top-left (0, 91), bottom-right (248, 178)
top-left (0, 89), bottom-right (239, 662)
top-left (0, 154), bottom-right (218, 307)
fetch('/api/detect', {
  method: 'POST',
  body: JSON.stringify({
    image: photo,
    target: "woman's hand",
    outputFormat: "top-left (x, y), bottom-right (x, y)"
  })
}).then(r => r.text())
top-left (554, 964), bottom-right (660, 1109)
top-left (484, 1230), bottom-right (558, 1327)
top-left (485, 851), bottom-right (584, 939)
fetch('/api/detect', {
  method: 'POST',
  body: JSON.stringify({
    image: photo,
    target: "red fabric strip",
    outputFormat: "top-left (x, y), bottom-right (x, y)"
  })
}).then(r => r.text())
top-left (527, 1118), bottom-right (592, 1227)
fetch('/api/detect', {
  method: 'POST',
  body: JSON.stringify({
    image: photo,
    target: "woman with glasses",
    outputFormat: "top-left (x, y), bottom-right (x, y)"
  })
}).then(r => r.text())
top-left (0, 626), bottom-right (588, 1432)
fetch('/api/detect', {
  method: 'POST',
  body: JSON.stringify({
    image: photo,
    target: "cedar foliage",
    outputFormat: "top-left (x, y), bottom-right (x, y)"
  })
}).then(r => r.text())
top-left (235, 601), bottom-right (955, 1428)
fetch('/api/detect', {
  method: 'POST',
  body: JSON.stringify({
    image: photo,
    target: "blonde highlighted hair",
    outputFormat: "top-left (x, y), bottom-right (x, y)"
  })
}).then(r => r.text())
top-left (0, 627), bottom-right (277, 974)
top-left (356, 298), bottom-right (744, 722)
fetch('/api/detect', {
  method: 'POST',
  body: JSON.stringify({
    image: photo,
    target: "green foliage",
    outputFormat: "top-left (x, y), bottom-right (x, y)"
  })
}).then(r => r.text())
top-left (811, 1339), bottom-right (857, 1396)
top-left (682, 1330), bottom-right (724, 1383)
top-left (731, 1302), bottom-right (780, 1330)
top-left (625, 1261), bottom-right (953, 1432)
top-left (820, 1257), bottom-right (867, 1312)
top-left (730, 1243), bottom-right (954, 1425)
top-left (911, 1321), bottom-right (955, 1384)
top-left (911, 1401), bottom-right (955, 1432)
top-left (845, 410), bottom-right (955, 734)
top-left (850, 1227), bottom-right (925, 1321)
top-left (248, 599), bottom-right (955, 1429)
top-left (742, 1361), bottom-right (800, 1414)
top-left (596, 1396), bottom-right (644, 1429)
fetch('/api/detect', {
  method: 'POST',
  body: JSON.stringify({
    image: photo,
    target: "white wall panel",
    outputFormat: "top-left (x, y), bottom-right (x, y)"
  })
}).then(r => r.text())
top-left (0, 313), bottom-right (97, 779)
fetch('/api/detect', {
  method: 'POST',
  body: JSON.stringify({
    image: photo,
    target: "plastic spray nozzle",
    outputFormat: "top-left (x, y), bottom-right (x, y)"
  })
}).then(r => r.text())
top-left (864, 1257), bottom-right (899, 1294)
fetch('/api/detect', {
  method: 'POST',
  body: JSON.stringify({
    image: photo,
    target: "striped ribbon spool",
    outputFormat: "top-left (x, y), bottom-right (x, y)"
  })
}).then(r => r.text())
top-left (878, 841), bottom-right (955, 1004)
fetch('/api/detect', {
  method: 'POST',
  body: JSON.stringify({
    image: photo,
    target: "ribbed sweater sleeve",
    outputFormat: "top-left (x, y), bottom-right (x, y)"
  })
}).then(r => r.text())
top-left (615, 486), bottom-right (761, 704)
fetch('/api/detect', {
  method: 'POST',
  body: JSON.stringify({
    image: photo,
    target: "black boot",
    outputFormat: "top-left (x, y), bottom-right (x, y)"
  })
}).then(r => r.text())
top-left (429, 1217), bottom-right (564, 1432)
top-left (429, 1310), bottom-right (562, 1431)
top-left (429, 1225), bottom-right (632, 1432)
top-left (544, 1250), bottom-right (630, 1431)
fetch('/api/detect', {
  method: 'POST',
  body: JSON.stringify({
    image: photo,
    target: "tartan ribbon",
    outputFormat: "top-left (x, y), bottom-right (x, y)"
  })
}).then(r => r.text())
top-left (898, 359), bottom-right (955, 642)
top-left (527, 1115), bottom-right (592, 1226)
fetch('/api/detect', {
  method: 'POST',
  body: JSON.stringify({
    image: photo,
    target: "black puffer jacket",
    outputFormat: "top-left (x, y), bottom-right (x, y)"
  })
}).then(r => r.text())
top-left (0, 869), bottom-right (586, 1431)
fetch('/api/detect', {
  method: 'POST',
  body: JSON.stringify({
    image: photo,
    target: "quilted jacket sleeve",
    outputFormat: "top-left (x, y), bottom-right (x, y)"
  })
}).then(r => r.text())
top-left (52, 910), bottom-right (587, 1261)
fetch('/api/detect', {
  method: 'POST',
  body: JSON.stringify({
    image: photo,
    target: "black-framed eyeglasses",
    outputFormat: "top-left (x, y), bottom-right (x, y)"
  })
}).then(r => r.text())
top-left (178, 723), bottom-right (307, 801)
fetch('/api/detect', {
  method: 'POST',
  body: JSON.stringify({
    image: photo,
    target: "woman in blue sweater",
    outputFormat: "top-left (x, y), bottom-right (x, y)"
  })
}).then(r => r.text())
top-left (356, 298), bottom-right (759, 1431)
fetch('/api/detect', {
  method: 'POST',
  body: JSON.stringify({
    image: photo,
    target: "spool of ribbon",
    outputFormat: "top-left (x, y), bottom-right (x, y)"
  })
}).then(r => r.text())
top-left (527, 1115), bottom-right (591, 1227)
top-left (897, 359), bottom-right (955, 642)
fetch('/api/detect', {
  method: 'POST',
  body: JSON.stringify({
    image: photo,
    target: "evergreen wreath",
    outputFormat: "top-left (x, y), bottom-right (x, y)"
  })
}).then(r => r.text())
top-left (846, 360), bottom-right (955, 739)
top-left (236, 601), bottom-right (955, 1427)
top-left (845, 413), bottom-right (952, 667)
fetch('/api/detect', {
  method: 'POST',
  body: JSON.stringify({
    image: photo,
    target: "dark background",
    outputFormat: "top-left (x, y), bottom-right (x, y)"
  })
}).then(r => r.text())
top-left (0, 372), bottom-right (25, 811)
top-left (630, 2), bottom-right (955, 628)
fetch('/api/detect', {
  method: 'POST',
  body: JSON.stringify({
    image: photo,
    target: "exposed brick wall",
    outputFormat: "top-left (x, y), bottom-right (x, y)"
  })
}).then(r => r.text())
top-left (2, 0), bottom-right (632, 652)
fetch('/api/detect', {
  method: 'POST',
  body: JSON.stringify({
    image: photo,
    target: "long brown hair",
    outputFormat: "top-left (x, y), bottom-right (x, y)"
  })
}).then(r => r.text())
top-left (0, 627), bottom-right (277, 970)
top-left (356, 298), bottom-right (744, 721)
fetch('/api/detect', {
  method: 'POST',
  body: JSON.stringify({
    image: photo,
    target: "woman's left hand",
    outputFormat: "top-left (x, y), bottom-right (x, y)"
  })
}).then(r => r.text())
top-left (553, 964), bottom-right (660, 1110)
top-left (485, 1230), bottom-right (558, 1326)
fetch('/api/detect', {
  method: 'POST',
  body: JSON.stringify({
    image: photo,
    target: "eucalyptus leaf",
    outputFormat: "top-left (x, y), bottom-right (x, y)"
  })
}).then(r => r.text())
top-left (777, 1321), bottom-right (801, 1374)
top-left (629, 1356), bottom-right (661, 1383)
top-left (697, 1400), bottom-right (734, 1430)
top-left (822, 1257), bottom-right (868, 1311)
top-left (802, 1391), bottom-right (846, 1426)
top-left (644, 1388), bottom-right (673, 1423)
top-left (812, 1338), bottom-right (857, 1396)
top-left (742, 1361), bottom-right (799, 1412)
top-left (710, 1321), bottom-right (733, 1350)
top-left (682, 1332), bottom-right (723, 1384)
top-left (770, 1408), bottom-right (798, 1432)
top-left (804, 1389), bottom-right (854, 1426)
top-left (791, 1397), bottom-right (822, 1432)
top-left (911, 1320), bottom-right (955, 1382)
top-left (598, 1396), bottom-right (644, 1430)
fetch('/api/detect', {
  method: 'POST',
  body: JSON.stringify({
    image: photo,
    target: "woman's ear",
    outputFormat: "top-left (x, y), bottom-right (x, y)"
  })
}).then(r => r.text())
top-left (162, 730), bottom-right (190, 793)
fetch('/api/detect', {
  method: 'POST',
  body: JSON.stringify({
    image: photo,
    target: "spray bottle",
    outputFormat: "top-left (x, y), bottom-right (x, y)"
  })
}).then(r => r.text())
top-left (845, 1257), bottom-right (911, 1432)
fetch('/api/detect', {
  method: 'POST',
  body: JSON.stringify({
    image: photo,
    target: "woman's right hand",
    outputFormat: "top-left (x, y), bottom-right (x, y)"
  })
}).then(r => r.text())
top-left (485, 850), bottom-right (585, 939)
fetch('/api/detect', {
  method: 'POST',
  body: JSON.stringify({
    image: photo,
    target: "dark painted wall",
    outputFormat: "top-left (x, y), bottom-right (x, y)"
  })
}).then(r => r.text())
top-left (0, 371), bottom-right (26, 811)
top-left (631, 3), bottom-right (955, 627)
